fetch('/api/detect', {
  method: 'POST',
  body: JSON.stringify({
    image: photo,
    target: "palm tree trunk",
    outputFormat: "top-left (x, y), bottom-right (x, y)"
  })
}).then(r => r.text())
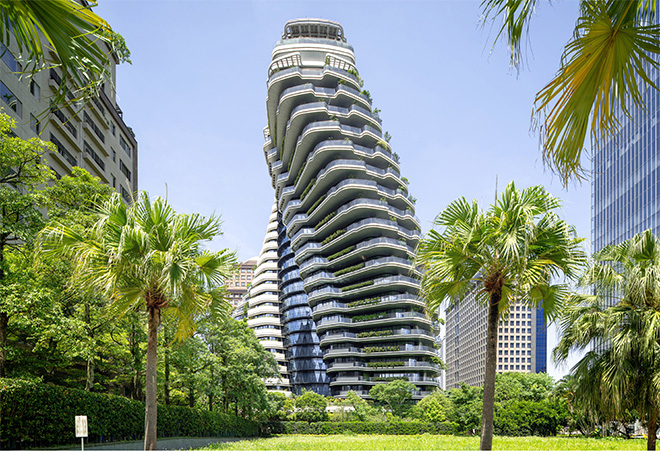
top-left (480, 291), bottom-right (500, 451)
top-left (648, 410), bottom-right (657, 451)
top-left (144, 307), bottom-right (160, 451)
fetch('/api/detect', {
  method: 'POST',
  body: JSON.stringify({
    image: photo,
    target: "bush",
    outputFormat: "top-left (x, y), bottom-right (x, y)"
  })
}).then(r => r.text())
top-left (321, 229), bottom-right (346, 246)
top-left (259, 421), bottom-right (454, 435)
top-left (357, 329), bottom-right (393, 338)
top-left (340, 280), bottom-right (373, 292)
top-left (347, 297), bottom-right (380, 308)
top-left (333, 262), bottom-right (365, 277)
top-left (0, 379), bottom-right (259, 449)
top-left (327, 245), bottom-right (355, 261)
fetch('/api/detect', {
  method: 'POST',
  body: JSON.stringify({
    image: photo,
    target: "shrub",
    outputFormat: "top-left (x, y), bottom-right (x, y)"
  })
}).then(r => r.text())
top-left (346, 297), bottom-right (380, 308)
top-left (259, 421), bottom-right (454, 435)
top-left (327, 245), bottom-right (355, 261)
top-left (321, 229), bottom-right (346, 246)
top-left (366, 361), bottom-right (405, 368)
top-left (363, 346), bottom-right (399, 353)
top-left (340, 280), bottom-right (374, 292)
top-left (306, 195), bottom-right (326, 216)
top-left (294, 161), bottom-right (306, 186)
top-left (300, 178), bottom-right (316, 200)
top-left (0, 379), bottom-right (259, 449)
top-left (314, 212), bottom-right (336, 230)
top-left (352, 312), bottom-right (387, 322)
top-left (357, 329), bottom-right (393, 338)
top-left (333, 262), bottom-right (365, 277)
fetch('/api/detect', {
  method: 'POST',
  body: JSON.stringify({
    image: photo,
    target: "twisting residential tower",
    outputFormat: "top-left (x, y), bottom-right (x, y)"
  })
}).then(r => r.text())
top-left (263, 19), bottom-right (440, 398)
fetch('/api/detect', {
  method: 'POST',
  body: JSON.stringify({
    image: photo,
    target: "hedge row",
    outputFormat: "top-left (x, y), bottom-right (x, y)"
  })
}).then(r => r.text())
top-left (260, 421), bottom-right (453, 435)
top-left (0, 379), bottom-right (258, 449)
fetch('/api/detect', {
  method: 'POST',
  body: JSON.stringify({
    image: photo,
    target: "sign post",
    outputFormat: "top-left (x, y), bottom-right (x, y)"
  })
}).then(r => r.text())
top-left (75, 415), bottom-right (88, 451)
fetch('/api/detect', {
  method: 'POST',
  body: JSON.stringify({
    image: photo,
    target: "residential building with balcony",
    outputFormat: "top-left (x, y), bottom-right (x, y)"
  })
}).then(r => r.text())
top-left (234, 204), bottom-right (290, 393)
top-left (0, 32), bottom-right (137, 199)
top-left (262, 18), bottom-right (440, 398)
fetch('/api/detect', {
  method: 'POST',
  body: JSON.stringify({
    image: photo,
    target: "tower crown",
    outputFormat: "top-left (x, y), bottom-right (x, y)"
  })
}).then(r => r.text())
top-left (282, 19), bottom-right (346, 42)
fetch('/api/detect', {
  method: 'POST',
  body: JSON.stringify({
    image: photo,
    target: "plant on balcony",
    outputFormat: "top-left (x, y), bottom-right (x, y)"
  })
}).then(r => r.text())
top-left (357, 329), bottom-right (393, 338)
top-left (408, 195), bottom-right (417, 205)
top-left (376, 139), bottom-right (391, 152)
top-left (327, 245), bottom-right (355, 261)
top-left (366, 361), bottom-right (405, 368)
top-left (321, 229), bottom-right (345, 246)
top-left (300, 178), bottom-right (316, 201)
top-left (306, 195), bottom-right (326, 216)
top-left (392, 151), bottom-right (400, 163)
top-left (361, 90), bottom-right (372, 103)
top-left (352, 311), bottom-right (387, 323)
top-left (372, 376), bottom-right (409, 382)
top-left (340, 280), bottom-right (373, 292)
top-left (314, 212), bottom-right (336, 231)
top-left (333, 262), bottom-right (365, 277)
top-left (363, 346), bottom-right (399, 354)
top-left (347, 297), bottom-right (380, 308)
top-left (400, 176), bottom-right (409, 185)
top-left (294, 161), bottom-right (306, 186)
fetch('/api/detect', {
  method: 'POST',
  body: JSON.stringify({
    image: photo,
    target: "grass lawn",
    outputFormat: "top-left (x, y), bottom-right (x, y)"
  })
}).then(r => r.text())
top-left (206, 434), bottom-right (646, 450)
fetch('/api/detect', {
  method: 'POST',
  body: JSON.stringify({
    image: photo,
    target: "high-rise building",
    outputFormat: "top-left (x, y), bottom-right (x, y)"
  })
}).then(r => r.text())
top-left (592, 65), bottom-right (660, 258)
top-left (444, 294), bottom-right (546, 389)
top-left (0, 38), bottom-right (138, 198)
top-left (234, 203), bottom-right (291, 393)
top-left (262, 19), bottom-right (440, 398)
top-left (227, 258), bottom-right (258, 307)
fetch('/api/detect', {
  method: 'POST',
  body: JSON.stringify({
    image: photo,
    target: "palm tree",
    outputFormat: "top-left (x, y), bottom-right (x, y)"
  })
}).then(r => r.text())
top-left (40, 192), bottom-right (237, 451)
top-left (553, 230), bottom-right (660, 450)
top-left (0, 0), bottom-right (130, 105)
top-left (481, 0), bottom-right (660, 184)
top-left (415, 181), bottom-right (585, 450)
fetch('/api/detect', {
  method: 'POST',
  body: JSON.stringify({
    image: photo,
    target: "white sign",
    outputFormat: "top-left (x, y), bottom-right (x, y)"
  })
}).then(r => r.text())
top-left (75, 415), bottom-right (88, 438)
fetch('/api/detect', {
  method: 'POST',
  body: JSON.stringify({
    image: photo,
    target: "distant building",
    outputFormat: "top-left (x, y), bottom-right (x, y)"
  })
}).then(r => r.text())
top-left (444, 291), bottom-right (546, 389)
top-left (227, 258), bottom-right (258, 308)
top-left (0, 29), bottom-right (137, 197)
top-left (233, 203), bottom-right (290, 393)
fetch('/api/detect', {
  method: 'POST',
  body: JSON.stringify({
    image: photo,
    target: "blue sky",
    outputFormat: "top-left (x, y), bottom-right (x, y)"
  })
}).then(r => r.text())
top-left (95, 0), bottom-right (587, 378)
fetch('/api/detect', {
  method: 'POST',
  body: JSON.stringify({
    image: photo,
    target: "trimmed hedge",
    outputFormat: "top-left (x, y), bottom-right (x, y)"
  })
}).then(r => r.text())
top-left (321, 229), bottom-right (346, 246)
top-left (357, 329), bottom-right (393, 338)
top-left (0, 379), bottom-right (259, 449)
top-left (327, 245), bottom-right (355, 261)
top-left (260, 421), bottom-right (453, 435)
top-left (341, 280), bottom-right (374, 292)
top-left (334, 262), bottom-right (365, 277)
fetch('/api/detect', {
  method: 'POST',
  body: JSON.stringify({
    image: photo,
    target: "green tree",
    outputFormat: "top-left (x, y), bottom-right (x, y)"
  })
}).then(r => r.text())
top-left (414, 389), bottom-right (453, 423)
top-left (369, 380), bottom-right (416, 418)
top-left (0, 0), bottom-right (130, 106)
top-left (0, 111), bottom-right (52, 377)
top-left (554, 229), bottom-right (660, 450)
top-left (295, 389), bottom-right (328, 423)
top-left (447, 383), bottom-right (483, 433)
top-left (415, 182), bottom-right (586, 450)
top-left (482, 0), bottom-right (660, 184)
top-left (40, 192), bottom-right (236, 451)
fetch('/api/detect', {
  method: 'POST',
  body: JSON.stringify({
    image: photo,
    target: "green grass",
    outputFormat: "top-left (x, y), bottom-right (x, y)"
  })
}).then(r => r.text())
top-left (205, 434), bottom-right (646, 450)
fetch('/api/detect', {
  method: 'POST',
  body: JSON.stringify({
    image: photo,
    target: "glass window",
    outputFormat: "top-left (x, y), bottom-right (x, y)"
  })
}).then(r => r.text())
top-left (30, 113), bottom-right (40, 135)
top-left (0, 44), bottom-right (21, 72)
top-left (30, 80), bottom-right (39, 100)
top-left (0, 80), bottom-right (21, 117)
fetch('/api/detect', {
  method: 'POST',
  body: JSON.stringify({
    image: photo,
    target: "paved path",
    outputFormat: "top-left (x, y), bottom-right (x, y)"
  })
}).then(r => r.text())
top-left (23, 437), bottom-right (244, 451)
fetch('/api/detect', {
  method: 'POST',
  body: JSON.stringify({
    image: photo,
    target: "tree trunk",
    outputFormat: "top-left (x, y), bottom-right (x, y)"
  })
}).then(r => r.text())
top-left (480, 291), bottom-right (500, 451)
top-left (648, 411), bottom-right (657, 451)
top-left (0, 311), bottom-right (7, 378)
top-left (164, 326), bottom-right (170, 406)
top-left (144, 307), bottom-right (160, 451)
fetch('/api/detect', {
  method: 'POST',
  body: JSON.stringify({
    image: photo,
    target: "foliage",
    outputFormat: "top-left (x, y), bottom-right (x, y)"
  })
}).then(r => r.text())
top-left (481, 0), bottom-right (660, 184)
top-left (306, 194), bottom-right (326, 216)
top-left (553, 229), bottom-right (660, 450)
top-left (340, 280), bottom-right (373, 292)
top-left (363, 346), bottom-right (398, 353)
top-left (333, 262), bottom-right (365, 277)
top-left (446, 383), bottom-right (483, 433)
top-left (314, 212), bottom-right (336, 230)
top-left (300, 178), bottom-right (316, 200)
top-left (0, 378), bottom-right (258, 449)
top-left (294, 390), bottom-right (328, 423)
top-left (352, 311), bottom-right (387, 322)
top-left (357, 329), bottom-right (392, 338)
top-left (327, 245), bottom-right (355, 261)
top-left (369, 380), bottom-right (416, 418)
top-left (494, 399), bottom-right (569, 436)
top-left (260, 422), bottom-right (453, 436)
top-left (346, 296), bottom-right (380, 308)
top-left (413, 390), bottom-right (453, 423)
top-left (0, 0), bottom-right (131, 107)
top-left (321, 229), bottom-right (346, 246)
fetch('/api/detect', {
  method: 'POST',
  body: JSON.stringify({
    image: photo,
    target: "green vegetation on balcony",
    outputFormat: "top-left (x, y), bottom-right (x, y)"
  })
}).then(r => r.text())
top-left (333, 262), bottom-right (365, 277)
top-left (352, 312), bottom-right (387, 323)
top-left (306, 194), bottom-right (326, 216)
top-left (366, 361), bottom-right (405, 368)
top-left (347, 297), bottom-right (380, 308)
top-left (314, 212), bottom-right (336, 230)
top-left (327, 245), bottom-right (355, 261)
top-left (363, 346), bottom-right (399, 354)
top-left (340, 280), bottom-right (374, 292)
top-left (371, 376), bottom-right (409, 382)
top-left (357, 329), bottom-right (393, 338)
top-left (294, 160), bottom-right (306, 186)
top-left (300, 178), bottom-right (316, 200)
top-left (321, 229), bottom-right (346, 246)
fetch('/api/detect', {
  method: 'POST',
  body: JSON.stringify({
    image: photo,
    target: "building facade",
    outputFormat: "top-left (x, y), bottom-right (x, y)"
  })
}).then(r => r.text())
top-left (592, 64), bottom-right (660, 258)
top-left (227, 258), bottom-right (258, 308)
top-left (444, 293), bottom-right (546, 389)
top-left (0, 39), bottom-right (137, 198)
top-left (262, 19), bottom-right (440, 398)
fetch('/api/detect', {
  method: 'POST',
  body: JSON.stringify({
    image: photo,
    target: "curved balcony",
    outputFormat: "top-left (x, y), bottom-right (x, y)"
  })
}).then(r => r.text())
top-left (319, 328), bottom-right (434, 346)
